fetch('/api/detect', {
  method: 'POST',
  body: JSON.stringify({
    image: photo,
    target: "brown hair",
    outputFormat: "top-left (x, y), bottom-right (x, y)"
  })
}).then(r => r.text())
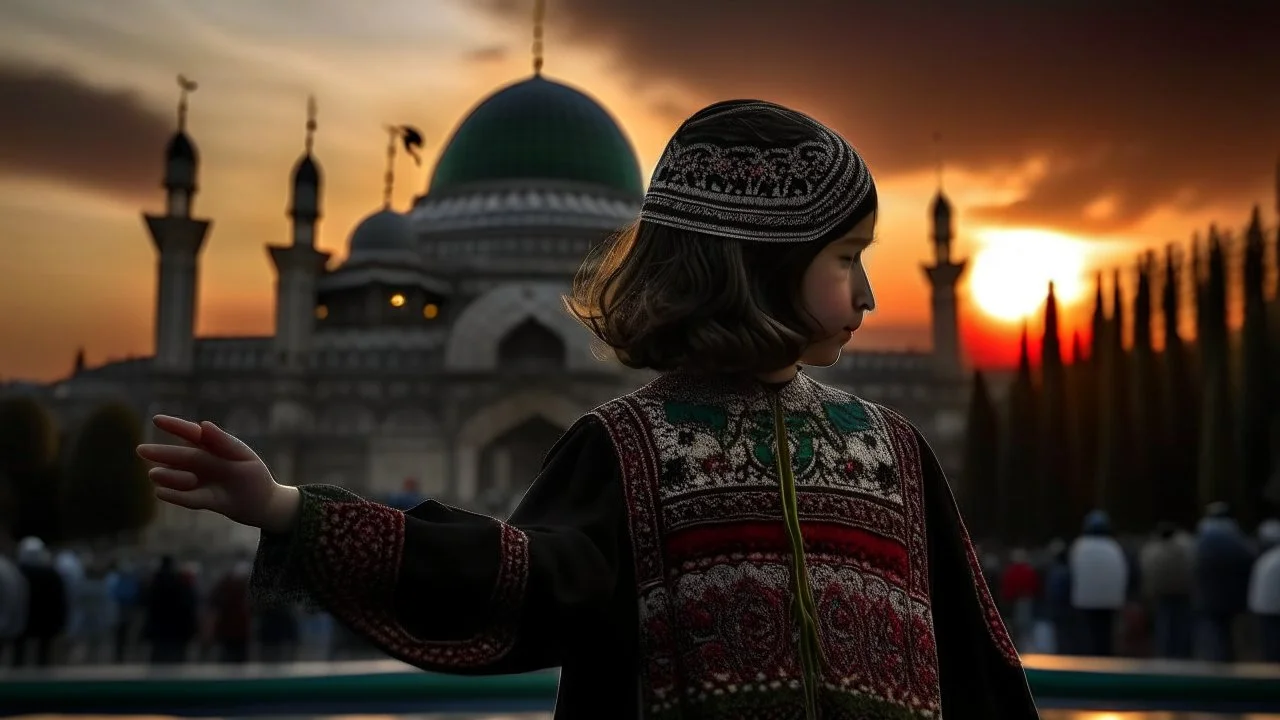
top-left (564, 207), bottom-right (873, 375)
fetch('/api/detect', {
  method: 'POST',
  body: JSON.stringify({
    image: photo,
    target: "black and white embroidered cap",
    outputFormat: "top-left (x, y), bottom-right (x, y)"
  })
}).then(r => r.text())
top-left (640, 99), bottom-right (875, 244)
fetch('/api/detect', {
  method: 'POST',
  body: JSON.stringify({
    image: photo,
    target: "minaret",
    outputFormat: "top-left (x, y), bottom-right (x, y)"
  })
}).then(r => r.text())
top-left (923, 186), bottom-right (967, 376)
top-left (145, 75), bottom-right (211, 375)
top-left (269, 96), bottom-right (330, 374)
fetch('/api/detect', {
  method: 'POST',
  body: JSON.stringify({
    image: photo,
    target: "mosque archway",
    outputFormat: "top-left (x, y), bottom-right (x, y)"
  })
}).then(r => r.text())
top-left (476, 415), bottom-right (566, 516)
top-left (497, 318), bottom-right (567, 371)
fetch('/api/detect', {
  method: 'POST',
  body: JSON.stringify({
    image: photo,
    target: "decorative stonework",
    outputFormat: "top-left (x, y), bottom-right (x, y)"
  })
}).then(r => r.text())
top-left (451, 388), bottom-right (585, 502)
top-left (444, 282), bottom-right (602, 373)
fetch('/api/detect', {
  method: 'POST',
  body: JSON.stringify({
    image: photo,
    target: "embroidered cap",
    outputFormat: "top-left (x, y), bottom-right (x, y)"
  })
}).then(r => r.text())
top-left (640, 99), bottom-right (874, 244)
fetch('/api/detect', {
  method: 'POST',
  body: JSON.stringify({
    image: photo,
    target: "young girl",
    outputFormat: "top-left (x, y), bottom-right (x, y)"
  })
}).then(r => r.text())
top-left (137, 100), bottom-right (1039, 719)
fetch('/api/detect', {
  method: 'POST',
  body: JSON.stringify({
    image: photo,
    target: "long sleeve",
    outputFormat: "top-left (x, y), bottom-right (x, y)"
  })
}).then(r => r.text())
top-left (915, 428), bottom-right (1041, 719)
top-left (249, 415), bottom-right (627, 675)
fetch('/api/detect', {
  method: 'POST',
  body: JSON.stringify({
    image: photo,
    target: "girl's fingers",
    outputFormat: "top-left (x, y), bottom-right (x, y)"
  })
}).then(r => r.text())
top-left (149, 466), bottom-right (199, 491)
top-left (154, 415), bottom-right (203, 444)
top-left (198, 421), bottom-right (258, 462)
top-left (137, 444), bottom-right (209, 469)
top-left (154, 485), bottom-right (219, 512)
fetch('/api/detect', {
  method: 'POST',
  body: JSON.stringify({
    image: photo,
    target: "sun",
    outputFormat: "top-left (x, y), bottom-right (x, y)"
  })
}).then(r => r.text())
top-left (968, 229), bottom-right (1090, 322)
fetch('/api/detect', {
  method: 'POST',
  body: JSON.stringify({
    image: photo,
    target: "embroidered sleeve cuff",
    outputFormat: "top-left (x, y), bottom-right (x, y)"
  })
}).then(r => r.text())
top-left (248, 484), bottom-right (354, 611)
top-left (248, 483), bottom-right (533, 670)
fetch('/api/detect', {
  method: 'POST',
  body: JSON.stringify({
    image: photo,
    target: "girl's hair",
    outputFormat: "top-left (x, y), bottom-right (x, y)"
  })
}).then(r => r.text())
top-left (565, 187), bottom-right (877, 375)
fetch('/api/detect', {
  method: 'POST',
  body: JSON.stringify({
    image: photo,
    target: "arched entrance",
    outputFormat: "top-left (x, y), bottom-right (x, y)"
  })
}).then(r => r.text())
top-left (476, 416), bottom-right (566, 516)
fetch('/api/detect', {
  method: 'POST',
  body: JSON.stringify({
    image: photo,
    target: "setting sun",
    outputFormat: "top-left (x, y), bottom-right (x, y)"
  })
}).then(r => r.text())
top-left (968, 229), bottom-right (1090, 322)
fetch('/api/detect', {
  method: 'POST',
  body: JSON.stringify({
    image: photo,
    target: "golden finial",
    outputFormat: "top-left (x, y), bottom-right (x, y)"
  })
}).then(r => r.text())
top-left (176, 74), bottom-right (198, 131)
top-left (305, 96), bottom-right (318, 154)
top-left (533, 0), bottom-right (546, 76)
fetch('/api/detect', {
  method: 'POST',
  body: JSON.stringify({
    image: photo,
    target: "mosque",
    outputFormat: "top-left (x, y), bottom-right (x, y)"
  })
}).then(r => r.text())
top-left (28, 62), bottom-right (972, 552)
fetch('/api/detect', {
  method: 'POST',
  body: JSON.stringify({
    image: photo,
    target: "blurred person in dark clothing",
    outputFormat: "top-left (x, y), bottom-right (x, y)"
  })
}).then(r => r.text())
top-left (1140, 522), bottom-right (1194, 659)
top-left (143, 556), bottom-right (197, 664)
top-left (1193, 502), bottom-right (1255, 662)
top-left (13, 537), bottom-right (65, 667)
top-left (209, 561), bottom-right (251, 663)
top-left (256, 603), bottom-right (298, 663)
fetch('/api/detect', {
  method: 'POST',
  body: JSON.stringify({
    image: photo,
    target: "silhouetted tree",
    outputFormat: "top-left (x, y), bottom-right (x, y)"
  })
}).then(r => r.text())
top-left (1130, 254), bottom-right (1161, 530)
top-left (1066, 330), bottom-right (1094, 526)
top-left (1075, 274), bottom-right (1105, 506)
top-left (0, 396), bottom-right (63, 542)
top-left (1037, 283), bottom-right (1072, 537)
top-left (62, 404), bottom-right (155, 543)
top-left (1161, 244), bottom-right (1199, 527)
top-left (1198, 227), bottom-right (1236, 509)
top-left (1241, 208), bottom-right (1273, 522)
top-left (1098, 270), bottom-right (1133, 528)
top-left (961, 371), bottom-right (1000, 541)
top-left (999, 324), bottom-right (1039, 544)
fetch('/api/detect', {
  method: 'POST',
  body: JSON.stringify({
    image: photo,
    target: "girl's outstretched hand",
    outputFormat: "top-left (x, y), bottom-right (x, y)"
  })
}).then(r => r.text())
top-left (136, 415), bottom-right (300, 534)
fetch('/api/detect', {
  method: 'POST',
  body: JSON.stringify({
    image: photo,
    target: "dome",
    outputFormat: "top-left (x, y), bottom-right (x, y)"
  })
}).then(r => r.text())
top-left (346, 209), bottom-right (415, 260)
top-left (429, 76), bottom-right (643, 197)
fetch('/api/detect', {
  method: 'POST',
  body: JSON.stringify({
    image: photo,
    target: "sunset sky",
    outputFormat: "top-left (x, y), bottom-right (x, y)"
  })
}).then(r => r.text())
top-left (1, 0), bottom-right (1278, 381)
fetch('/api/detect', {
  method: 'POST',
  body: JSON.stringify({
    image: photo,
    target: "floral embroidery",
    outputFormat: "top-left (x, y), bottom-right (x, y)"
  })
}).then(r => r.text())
top-left (594, 373), bottom-right (946, 718)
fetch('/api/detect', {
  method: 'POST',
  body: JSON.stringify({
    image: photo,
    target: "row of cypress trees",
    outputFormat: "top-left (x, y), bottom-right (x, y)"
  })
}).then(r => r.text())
top-left (962, 207), bottom-right (1280, 545)
top-left (0, 397), bottom-right (154, 544)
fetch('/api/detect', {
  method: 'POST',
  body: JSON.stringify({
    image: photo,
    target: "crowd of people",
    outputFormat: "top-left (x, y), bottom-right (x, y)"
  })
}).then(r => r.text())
top-left (983, 502), bottom-right (1280, 663)
top-left (0, 535), bottom-right (379, 666)
top-left (1, 500), bottom-right (1277, 668)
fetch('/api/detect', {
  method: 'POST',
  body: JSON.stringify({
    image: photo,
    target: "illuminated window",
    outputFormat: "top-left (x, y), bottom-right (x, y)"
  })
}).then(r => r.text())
top-left (389, 293), bottom-right (406, 308)
top-left (423, 303), bottom-right (439, 319)
top-left (315, 305), bottom-right (329, 319)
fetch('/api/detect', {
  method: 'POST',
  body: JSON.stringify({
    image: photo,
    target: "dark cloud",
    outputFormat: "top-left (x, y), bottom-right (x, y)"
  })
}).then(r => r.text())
top-left (493, 1), bottom-right (1280, 234)
top-left (0, 62), bottom-right (171, 200)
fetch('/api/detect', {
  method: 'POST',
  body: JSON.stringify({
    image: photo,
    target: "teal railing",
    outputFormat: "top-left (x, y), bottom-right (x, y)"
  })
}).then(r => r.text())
top-left (3, 657), bottom-right (1280, 716)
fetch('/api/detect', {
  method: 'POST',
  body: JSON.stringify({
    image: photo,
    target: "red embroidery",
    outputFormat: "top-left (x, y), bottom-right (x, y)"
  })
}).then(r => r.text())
top-left (961, 526), bottom-right (1022, 667)
top-left (304, 501), bottom-right (530, 669)
top-left (880, 406), bottom-right (1022, 669)
top-left (593, 373), bottom-right (946, 718)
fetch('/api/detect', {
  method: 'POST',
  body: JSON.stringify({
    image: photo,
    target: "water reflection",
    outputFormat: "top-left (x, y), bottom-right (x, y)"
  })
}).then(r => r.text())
top-left (13, 701), bottom-right (1272, 719)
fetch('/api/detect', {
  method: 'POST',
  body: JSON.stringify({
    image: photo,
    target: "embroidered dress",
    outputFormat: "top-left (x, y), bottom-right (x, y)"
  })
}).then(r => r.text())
top-left (251, 371), bottom-right (1039, 719)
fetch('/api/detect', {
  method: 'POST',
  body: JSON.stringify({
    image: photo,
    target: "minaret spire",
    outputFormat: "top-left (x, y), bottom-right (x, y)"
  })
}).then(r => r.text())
top-left (533, 0), bottom-right (546, 76)
top-left (382, 125), bottom-right (398, 209)
top-left (305, 95), bottom-right (317, 155)
top-left (933, 131), bottom-right (944, 192)
top-left (177, 74), bottom-right (196, 132)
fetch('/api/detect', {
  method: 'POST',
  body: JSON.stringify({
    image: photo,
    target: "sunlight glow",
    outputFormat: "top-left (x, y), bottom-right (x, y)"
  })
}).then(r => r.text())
top-left (968, 228), bottom-right (1090, 323)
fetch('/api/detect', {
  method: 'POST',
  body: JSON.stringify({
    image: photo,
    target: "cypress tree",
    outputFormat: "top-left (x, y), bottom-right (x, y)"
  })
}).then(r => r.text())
top-left (1037, 283), bottom-right (1072, 537)
top-left (999, 324), bottom-right (1039, 544)
top-left (1066, 331), bottom-right (1093, 526)
top-left (1198, 228), bottom-right (1236, 509)
top-left (0, 397), bottom-right (63, 541)
top-left (1076, 274), bottom-right (1106, 508)
top-left (1162, 244), bottom-right (1199, 527)
top-left (1098, 270), bottom-right (1134, 529)
top-left (1130, 254), bottom-right (1161, 530)
top-left (961, 371), bottom-right (1000, 541)
top-left (1241, 207), bottom-right (1273, 522)
top-left (62, 403), bottom-right (155, 542)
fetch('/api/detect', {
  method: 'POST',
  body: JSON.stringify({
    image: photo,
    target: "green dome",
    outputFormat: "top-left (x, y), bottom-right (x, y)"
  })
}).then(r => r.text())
top-left (429, 76), bottom-right (643, 197)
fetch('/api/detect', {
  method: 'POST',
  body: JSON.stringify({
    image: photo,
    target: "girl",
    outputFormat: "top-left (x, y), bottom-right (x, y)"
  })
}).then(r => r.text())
top-left (137, 100), bottom-right (1039, 719)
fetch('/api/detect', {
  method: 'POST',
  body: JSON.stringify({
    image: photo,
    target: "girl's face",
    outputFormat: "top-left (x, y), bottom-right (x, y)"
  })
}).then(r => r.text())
top-left (796, 213), bottom-right (877, 368)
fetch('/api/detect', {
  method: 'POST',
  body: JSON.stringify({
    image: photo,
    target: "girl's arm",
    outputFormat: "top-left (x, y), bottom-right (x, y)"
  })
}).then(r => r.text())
top-left (248, 415), bottom-right (626, 675)
top-left (914, 427), bottom-right (1042, 719)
